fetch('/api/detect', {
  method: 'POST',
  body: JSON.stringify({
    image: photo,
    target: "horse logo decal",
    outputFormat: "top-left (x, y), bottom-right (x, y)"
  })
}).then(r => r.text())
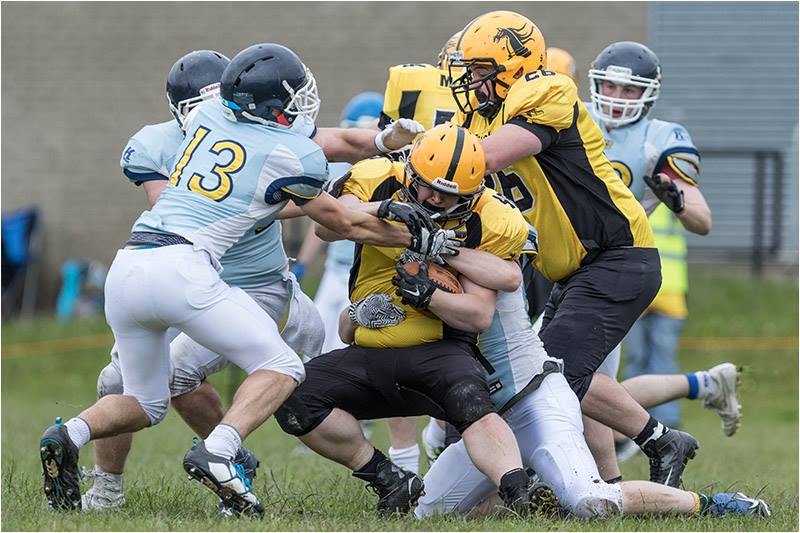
top-left (493, 24), bottom-right (536, 59)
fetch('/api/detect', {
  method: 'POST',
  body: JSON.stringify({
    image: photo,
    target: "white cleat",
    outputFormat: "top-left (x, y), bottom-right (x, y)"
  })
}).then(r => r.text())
top-left (704, 363), bottom-right (742, 436)
top-left (81, 468), bottom-right (126, 511)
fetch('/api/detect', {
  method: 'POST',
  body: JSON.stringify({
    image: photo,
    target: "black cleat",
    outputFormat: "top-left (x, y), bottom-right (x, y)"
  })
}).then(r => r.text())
top-left (40, 419), bottom-right (82, 511)
top-left (528, 481), bottom-right (559, 517)
top-left (183, 442), bottom-right (264, 516)
top-left (365, 459), bottom-right (424, 517)
top-left (233, 446), bottom-right (260, 488)
top-left (642, 429), bottom-right (699, 487)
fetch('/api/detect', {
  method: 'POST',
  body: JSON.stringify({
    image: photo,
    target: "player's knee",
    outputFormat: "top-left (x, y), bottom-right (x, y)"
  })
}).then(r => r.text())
top-left (97, 362), bottom-right (124, 398)
top-left (135, 397), bottom-right (170, 426)
top-left (275, 394), bottom-right (320, 436)
top-left (250, 352), bottom-right (306, 384)
top-left (444, 380), bottom-right (495, 433)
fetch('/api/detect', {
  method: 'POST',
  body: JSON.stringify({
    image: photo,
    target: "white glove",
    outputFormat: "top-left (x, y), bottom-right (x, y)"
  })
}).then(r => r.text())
top-left (348, 294), bottom-right (406, 329)
top-left (374, 118), bottom-right (425, 153)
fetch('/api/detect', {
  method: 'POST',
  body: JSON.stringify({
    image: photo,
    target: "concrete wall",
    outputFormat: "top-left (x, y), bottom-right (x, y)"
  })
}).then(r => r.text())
top-left (1, 2), bottom-right (647, 307)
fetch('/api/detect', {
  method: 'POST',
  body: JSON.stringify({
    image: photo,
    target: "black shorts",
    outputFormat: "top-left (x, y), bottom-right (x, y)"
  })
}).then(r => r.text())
top-left (275, 339), bottom-right (494, 436)
top-left (539, 247), bottom-right (661, 400)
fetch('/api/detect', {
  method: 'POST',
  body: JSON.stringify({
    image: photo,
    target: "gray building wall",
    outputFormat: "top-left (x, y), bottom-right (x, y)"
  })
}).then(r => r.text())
top-left (2, 1), bottom-right (648, 307)
top-left (648, 1), bottom-right (799, 261)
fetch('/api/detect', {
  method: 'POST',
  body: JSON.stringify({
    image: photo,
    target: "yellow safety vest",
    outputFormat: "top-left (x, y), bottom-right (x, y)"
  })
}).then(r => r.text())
top-left (648, 203), bottom-right (688, 319)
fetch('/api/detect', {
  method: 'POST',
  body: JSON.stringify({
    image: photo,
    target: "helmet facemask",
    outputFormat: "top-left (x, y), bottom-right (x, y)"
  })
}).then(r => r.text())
top-left (588, 64), bottom-right (660, 127)
top-left (448, 55), bottom-right (506, 119)
top-left (168, 82), bottom-right (221, 129)
top-left (281, 65), bottom-right (321, 125)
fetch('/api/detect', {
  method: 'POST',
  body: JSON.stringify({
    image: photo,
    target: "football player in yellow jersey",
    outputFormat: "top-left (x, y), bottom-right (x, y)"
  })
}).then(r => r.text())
top-left (378, 47), bottom-right (460, 130)
top-left (447, 10), bottom-right (700, 488)
top-left (546, 47), bottom-right (578, 84)
top-left (376, 34), bottom-right (464, 473)
top-left (276, 124), bottom-right (540, 516)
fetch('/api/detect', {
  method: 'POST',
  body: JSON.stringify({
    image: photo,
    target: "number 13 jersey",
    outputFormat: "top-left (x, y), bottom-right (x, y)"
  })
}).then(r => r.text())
top-left (133, 100), bottom-right (329, 261)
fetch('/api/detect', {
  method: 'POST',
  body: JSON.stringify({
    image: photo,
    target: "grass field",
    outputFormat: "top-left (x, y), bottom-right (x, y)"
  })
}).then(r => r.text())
top-left (2, 268), bottom-right (798, 531)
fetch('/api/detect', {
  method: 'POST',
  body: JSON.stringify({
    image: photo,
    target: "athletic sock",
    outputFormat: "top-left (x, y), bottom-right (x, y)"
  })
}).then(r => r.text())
top-left (64, 417), bottom-right (91, 449)
top-left (388, 444), bottom-right (420, 475)
top-left (686, 371), bottom-right (718, 400)
top-left (422, 419), bottom-right (446, 450)
top-left (693, 492), bottom-right (711, 514)
top-left (204, 424), bottom-right (242, 461)
top-left (352, 448), bottom-right (388, 481)
top-left (633, 416), bottom-right (669, 449)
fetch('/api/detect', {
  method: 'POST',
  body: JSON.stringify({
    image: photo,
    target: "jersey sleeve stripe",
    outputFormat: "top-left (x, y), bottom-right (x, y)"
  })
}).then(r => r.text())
top-left (123, 169), bottom-right (168, 185)
top-left (654, 146), bottom-right (700, 183)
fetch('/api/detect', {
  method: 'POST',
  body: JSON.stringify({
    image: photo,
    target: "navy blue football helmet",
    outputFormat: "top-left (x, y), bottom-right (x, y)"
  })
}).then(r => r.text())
top-left (166, 50), bottom-right (230, 127)
top-left (588, 41), bottom-right (661, 127)
top-left (220, 43), bottom-right (320, 127)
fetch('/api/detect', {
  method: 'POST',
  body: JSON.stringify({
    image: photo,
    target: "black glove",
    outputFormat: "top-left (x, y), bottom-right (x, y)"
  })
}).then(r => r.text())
top-left (643, 174), bottom-right (685, 213)
top-left (392, 261), bottom-right (437, 309)
top-left (378, 199), bottom-right (464, 259)
top-left (378, 199), bottom-right (436, 235)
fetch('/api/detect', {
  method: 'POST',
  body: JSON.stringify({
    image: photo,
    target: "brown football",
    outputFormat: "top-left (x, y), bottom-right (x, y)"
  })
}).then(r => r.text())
top-left (402, 261), bottom-right (464, 294)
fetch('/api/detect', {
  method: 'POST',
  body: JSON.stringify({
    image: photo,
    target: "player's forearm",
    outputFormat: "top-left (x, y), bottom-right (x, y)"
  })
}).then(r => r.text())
top-left (338, 308), bottom-right (356, 344)
top-left (676, 185), bottom-right (712, 235)
top-left (428, 291), bottom-right (494, 332)
top-left (445, 250), bottom-right (521, 292)
top-left (277, 202), bottom-right (305, 220)
top-left (342, 212), bottom-right (411, 248)
top-left (314, 127), bottom-right (381, 164)
top-left (314, 201), bottom-right (390, 243)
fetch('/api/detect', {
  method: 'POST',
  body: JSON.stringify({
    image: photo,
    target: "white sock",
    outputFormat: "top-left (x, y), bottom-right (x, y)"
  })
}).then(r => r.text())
top-left (64, 417), bottom-right (91, 449)
top-left (695, 371), bottom-right (720, 400)
top-left (389, 444), bottom-right (420, 475)
top-left (204, 424), bottom-right (242, 460)
top-left (422, 418), bottom-right (445, 450)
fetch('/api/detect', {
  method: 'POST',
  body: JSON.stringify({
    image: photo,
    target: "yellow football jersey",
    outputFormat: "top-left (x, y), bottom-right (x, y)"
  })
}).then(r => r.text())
top-left (341, 157), bottom-right (529, 349)
top-left (456, 70), bottom-right (655, 283)
top-left (379, 63), bottom-right (459, 130)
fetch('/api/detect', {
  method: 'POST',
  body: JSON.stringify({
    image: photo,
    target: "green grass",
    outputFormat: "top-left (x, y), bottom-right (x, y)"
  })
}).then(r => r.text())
top-left (2, 269), bottom-right (797, 530)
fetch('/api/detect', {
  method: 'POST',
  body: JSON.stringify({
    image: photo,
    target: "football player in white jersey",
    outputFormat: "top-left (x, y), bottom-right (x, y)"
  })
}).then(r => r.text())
top-left (39, 43), bottom-right (454, 515)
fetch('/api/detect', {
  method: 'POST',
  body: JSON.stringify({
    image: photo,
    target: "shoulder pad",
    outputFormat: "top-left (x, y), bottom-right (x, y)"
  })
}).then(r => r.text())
top-left (505, 71), bottom-right (577, 131)
top-left (342, 158), bottom-right (403, 202)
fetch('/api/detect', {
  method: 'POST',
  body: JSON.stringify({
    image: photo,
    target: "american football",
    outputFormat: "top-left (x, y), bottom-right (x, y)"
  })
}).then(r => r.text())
top-left (401, 261), bottom-right (464, 294)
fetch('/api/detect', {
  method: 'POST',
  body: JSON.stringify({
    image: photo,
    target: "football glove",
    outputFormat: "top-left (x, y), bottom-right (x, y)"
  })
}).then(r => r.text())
top-left (348, 294), bottom-right (406, 329)
top-left (374, 118), bottom-right (425, 153)
top-left (644, 173), bottom-right (685, 213)
top-left (392, 261), bottom-right (437, 309)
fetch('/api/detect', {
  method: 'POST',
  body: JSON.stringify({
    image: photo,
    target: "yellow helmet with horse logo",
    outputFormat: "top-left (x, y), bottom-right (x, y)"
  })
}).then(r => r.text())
top-left (449, 11), bottom-right (546, 117)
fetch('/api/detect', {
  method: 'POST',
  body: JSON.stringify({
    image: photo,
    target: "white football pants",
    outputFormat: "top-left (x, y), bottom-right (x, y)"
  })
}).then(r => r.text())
top-left (415, 372), bottom-right (623, 519)
top-left (104, 246), bottom-right (305, 425)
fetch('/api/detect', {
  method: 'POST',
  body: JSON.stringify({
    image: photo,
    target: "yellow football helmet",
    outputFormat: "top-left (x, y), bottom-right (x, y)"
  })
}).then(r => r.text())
top-left (546, 47), bottom-right (577, 84)
top-left (437, 31), bottom-right (462, 70)
top-left (449, 10), bottom-right (546, 117)
top-left (404, 123), bottom-right (485, 221)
